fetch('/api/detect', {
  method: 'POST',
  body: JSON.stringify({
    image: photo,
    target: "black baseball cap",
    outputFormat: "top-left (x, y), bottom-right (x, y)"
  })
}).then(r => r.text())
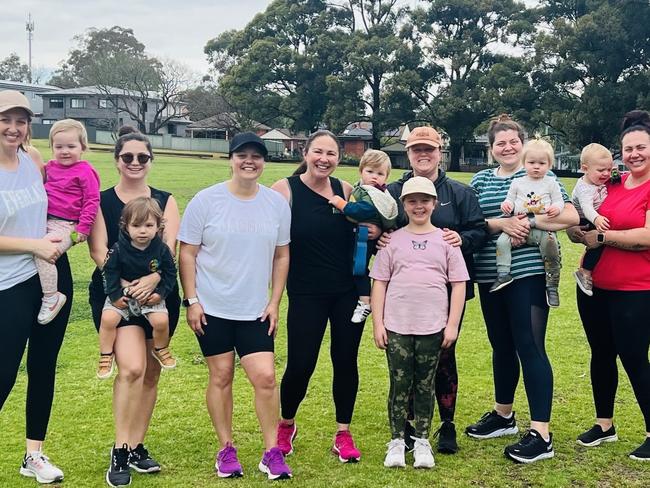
top-left (229, 132), bottom-right (268, 158)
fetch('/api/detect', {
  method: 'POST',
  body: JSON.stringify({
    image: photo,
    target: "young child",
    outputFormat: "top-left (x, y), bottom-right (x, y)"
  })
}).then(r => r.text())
top-left (35, 119), bottom-right (100, 324)
top-left (572, 143), bottom-right (614, 296)
top-left (98, 197), bottom-right (177, 379)
top-left (490, 138), bottom-right (564, 307)
top-left (329, 149), bottom-right (398, 322)
top-left (370, 176), bottom-right (467, 469)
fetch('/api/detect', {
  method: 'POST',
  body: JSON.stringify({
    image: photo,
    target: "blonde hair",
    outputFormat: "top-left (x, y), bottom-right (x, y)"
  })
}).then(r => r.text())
top-left (521, 138), bottom-right (555, 168)
top-left (119, 197), bottom-right (164, 235)
top-left (580, 143), bottom-right (612, 167)
top-left (49, 119), bottom-right (89, 151)
top-left (359, 149), bottom-right (391, 175)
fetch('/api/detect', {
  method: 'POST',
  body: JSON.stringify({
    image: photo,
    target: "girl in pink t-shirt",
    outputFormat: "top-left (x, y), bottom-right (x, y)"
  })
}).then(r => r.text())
top-left (35, 119), bottom-right (100, 324)
top-left (370, 176), bottom-right (468, 469)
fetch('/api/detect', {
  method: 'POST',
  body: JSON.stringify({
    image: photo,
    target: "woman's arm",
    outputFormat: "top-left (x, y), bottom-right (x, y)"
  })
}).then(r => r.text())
top-left (27, 146), bottom-right (45, 179)
top-left (583, 210), bottom-right (650, 251)
top-left (262, 244), bottom-right (290, 337)
top-left (271, 179), bottom-right (291, 203)
top-left (87, 209), bottom-right (109, 268)
top-left (179, 242), bottom-right (207, 335)
top-left (162, 195), bottom-right (180, 257)
top-left (0, 235), bottom-right (60, 262)
top-left (485, 214), bottom-right (530, 239)
top-left (534, 203), bottom-right (580, 231)
top-left (371, 280), bottom-right (388, 350)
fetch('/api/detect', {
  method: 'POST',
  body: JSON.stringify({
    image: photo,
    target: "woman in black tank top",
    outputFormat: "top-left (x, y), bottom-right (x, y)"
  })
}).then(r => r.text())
top-left (271, 131), bottom-right (373, 463)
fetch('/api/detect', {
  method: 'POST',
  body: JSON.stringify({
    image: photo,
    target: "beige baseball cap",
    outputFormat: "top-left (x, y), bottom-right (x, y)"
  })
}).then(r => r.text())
top-left (405, 126), bottom-right (441, 149)
top-left (0, 90), bottom-right (34, 116)
top-left (400, 176), bottom-right (437, 200)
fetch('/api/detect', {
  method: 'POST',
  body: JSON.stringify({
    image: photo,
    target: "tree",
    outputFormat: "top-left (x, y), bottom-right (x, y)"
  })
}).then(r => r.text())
top-left (0, 53), bottom-right (30, 82)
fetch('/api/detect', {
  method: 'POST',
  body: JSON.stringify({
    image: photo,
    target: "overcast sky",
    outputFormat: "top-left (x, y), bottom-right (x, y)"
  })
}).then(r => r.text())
top-left (1, 0), bottom-right (273, 81)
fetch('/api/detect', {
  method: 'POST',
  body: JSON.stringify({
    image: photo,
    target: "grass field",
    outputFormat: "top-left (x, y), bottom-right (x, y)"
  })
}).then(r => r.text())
top-left (1, 141), bottom-right (648, 487)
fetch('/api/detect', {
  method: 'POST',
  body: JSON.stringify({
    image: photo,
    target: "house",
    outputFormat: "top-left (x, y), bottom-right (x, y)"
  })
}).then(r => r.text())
top-left (0, 80), bottom-right (61, 122)
top-left (339, 127), bottom-right (373, 159)
top-left (381, 124), bottom-right (450, 169)
top-left (187, 114), bottom-right (271, 140)
top-left (39, 86), bottom-right (190, 135)
top-left (261, 129), bottom-right (308, 157)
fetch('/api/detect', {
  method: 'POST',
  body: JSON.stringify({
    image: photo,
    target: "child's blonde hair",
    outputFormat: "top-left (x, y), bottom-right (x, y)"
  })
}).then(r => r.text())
top-left (580, 143), bottom-right (612, 167)
top-left (49, 119), bottom-right (89, 151)
top-left (521, 138), bottom-right (555, 168)
top-left (359, 149), bottom-right (391, 175)
top-left (119, 197), bottom-right (164, 236)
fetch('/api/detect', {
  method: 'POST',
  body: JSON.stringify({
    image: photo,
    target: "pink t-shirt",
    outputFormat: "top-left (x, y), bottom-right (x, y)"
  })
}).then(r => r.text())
top-left (370, 228), bottom-right (469, 335)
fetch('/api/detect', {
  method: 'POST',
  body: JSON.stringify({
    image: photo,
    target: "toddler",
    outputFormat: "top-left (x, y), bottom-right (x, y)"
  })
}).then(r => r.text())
top-left (36, 119), bottom-right (100, 324)
top-left (572, 143), bottom-right (614, 295)
top-left (491, 138), bottom-right (564, 307)
top-left (329, 149), bottom-right (398, 323)
top-left (98, 197), bottom-right (177, 379)
top-left (370, 176), bottom-right (468, 469)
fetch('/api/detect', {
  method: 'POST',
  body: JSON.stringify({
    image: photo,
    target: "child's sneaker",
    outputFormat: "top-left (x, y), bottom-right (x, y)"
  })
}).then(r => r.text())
top-left (37, 292), bottom-right (67, 325)
top-left (20, 451), bottom-right (64, 483)
top-left (546, 287), bottom-right (560, 307)
top-left (258, 447), bottom-right (292, 480)
top-left (574, 270), bottom-right (593, 296)
top-left (332, 430), bottom-right (361, 463)
top-left (629, 437), bottom-right (650, 461)
top-left (351, 301), bottom-right (371, 323)
top-left (276, 421), bottom-right (297, 456)
top-left (412, 437), bottom-right (435, 469)
top-left (383, 438), bottom-right (406, 468)
top-left (215, 442), bottom-right (243, 478)
top-left (127, 297), bottom-right (142, 316)
top-left (106, 444), bottom-right (131, 487)
top-left (151, 347), bottom-right (177, 369)
top-left (128, 443), bottom-right (161, 473)
top-left (97, 353), bottom-right (115, 379)
top-left (490, 274), bottom-right (513, 293)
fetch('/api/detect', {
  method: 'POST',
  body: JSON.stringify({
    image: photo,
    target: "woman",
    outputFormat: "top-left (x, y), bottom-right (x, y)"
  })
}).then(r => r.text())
top-left (272, 130), bottom-right (369, 463)
top-left (572, 110), bottom-right (650, 461)
top-left (466, 115), bottom-right (579, 463)
top-left (0, 90), bottom-right (72, 484)
top-left (178, 132), bottom-right (292, 480)
top-left (384, 126), bottom-right (487, 454)
top-left (88, 127), bottom-right (181, 487)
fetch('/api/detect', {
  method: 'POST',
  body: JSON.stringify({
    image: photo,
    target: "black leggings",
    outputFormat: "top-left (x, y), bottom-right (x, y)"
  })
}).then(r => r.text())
top-left (577, 287), bottom-right (650, 431)
top-left (478, 274), bottom-right (553, 422)
top-left (0, 255), bottom-right (72, 440)
top-left (280, 290), bottom-right (364, 424)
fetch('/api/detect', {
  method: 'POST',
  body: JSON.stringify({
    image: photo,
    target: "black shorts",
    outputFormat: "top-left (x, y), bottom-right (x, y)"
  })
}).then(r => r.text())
top-left (196, 314), bottom-right (274, 358)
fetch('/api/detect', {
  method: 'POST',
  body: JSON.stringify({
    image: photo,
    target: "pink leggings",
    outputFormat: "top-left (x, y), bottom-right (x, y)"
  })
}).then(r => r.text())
top-left (34, 218), bottom-right (75, 295)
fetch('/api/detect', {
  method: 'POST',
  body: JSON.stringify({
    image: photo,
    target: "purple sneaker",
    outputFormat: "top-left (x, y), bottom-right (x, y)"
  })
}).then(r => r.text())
top-left (258, 447), bottom-right (292, 480)
top-left (215, 442), bottom-right (243, 478)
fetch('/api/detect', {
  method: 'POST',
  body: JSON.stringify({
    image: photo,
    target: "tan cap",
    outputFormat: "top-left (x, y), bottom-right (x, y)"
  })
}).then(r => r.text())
top-left (405, 126), bottom-right (441, 149)
top-left (400, 176), bottom-right (437, 200)
top-left (0, 90), bottom-right (34, 116)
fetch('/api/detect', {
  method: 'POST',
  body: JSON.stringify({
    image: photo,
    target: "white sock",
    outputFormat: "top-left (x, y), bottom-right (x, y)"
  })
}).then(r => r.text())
top-left (498, 411), bottom-right (513, 419)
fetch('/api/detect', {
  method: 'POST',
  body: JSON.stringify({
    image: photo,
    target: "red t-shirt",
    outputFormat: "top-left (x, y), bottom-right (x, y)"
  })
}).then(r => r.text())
top-left (592, 173), bottom-right (650, 291)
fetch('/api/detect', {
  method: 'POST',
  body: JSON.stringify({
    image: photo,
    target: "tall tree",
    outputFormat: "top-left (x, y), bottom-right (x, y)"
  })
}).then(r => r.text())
top-left (0, 53), bottom-right (31, 82)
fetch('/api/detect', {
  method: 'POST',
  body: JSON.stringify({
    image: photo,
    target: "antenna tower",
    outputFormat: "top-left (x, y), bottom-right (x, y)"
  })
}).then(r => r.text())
top-left (26, 14), bottom-right (34, 83)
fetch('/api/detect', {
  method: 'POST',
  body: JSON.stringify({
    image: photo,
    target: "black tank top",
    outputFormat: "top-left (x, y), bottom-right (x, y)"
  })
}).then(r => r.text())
top-left (286, 175), bottom-right (355, 295)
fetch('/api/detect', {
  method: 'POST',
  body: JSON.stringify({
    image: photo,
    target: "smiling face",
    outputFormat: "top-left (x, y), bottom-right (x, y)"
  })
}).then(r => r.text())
top-left (304, 135), bottom-right (340, 178)
top-left (230, 144), bottom-right (265, 182)
top-left (126, 215), bottom-right (159, 248)
top-left (622, 130), bottom-right (650, 179)
top-left (491, 129), bottom-right (524, 170)
top-left (116, 140), bottom-right (152, 181)
top-left (52, 129), bottom-right (84, 165)
top-left (0, 108), bottom-right (30, 152)
top-left (523, 149), bottom-right (551, 180)
top-left (407, 144), bottom-right (441, 179)
top-left (402, 193), bottom-right (435, 225)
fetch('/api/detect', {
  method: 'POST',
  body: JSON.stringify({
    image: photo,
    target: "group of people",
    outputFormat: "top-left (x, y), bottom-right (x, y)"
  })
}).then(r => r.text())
top-left (0, 88), bottom-right (649, 486)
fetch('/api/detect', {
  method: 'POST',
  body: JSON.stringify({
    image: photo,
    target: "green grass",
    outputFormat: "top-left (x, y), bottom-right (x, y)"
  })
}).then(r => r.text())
top-left (1, 141), bottom-right (648, 487)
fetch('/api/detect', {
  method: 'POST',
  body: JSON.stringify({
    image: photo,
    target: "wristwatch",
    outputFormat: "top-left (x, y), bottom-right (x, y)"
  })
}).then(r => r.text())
top-left (597, 232), bottom-right (605, 243)
top-left (182, 297), bottom-right (199, 307)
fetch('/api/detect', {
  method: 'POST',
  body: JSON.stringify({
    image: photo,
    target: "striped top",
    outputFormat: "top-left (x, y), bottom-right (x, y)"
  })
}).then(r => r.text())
top-left (470, 167), bottom-right (570, 283)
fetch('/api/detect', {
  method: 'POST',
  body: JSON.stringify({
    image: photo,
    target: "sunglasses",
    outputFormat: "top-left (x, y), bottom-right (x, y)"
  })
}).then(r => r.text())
top-left (119, 153), bottom-right (152, 165)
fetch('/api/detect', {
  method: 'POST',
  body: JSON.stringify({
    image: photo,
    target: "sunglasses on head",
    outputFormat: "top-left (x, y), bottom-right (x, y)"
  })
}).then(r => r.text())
top-left (119, 153), bottom-right (152, 165)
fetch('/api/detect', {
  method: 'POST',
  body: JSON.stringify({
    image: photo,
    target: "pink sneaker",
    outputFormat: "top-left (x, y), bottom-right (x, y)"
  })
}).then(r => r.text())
top-left (276, 422), bottom-right (297, 456)
top-left (332, 430), bottom-right (361, 463)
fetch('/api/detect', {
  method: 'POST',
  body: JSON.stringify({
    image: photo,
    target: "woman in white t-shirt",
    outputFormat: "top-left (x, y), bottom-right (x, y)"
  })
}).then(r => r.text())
top-left (178, 133), bottom-right (293, 480)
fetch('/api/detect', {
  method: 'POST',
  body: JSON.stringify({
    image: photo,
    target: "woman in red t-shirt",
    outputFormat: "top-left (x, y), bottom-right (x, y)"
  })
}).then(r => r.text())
top-left (571, 110), bottom-right (650, 461)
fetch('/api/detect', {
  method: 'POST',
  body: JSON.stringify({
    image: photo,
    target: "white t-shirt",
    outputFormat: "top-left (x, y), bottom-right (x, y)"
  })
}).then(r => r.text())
top-left (178, 182), bottom-right (291, 320)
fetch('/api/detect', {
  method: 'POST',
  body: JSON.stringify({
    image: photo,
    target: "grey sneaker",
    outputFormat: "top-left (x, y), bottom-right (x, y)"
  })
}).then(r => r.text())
top-left (574, 270), bottom-right (593, 296)
top-left (490, 274), bottom-right (513, 293)
top-left (20, 451), bottom-right (64, 483)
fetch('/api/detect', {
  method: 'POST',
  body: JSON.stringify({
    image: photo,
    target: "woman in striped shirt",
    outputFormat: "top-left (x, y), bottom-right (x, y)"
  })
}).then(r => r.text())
top-left (464, 115), bottom-right (579, 463)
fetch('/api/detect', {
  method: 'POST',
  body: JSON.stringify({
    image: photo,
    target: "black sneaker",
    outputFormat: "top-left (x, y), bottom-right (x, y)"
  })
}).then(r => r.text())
top-left (629, 437), bottom-right (650, 461)
top-left (465, 410), bottom-right (518, 439)
top-left (404, 420), bottom-right (415, 451)
top-left (436, 421), bottom-right (458, 454)
top-left (106, 444), bottom-right (131, 487)
top-left (576, 424), bottom-right (618, 447)
top-left (504, 429), bottom-right (554, 463)
top-left (490, 274), bottom-right (513, 293)
top-left (546, 287), bottom-right (560, 307)
top-left (129, 443), bottom-right (161, 473)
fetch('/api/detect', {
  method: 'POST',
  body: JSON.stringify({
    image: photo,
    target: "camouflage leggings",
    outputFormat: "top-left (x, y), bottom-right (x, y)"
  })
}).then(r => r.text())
top-left (386, 330), bottom-right (443, 439)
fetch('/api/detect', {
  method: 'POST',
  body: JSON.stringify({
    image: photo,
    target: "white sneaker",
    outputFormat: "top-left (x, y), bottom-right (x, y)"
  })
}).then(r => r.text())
top-left (20, 451), bottom-right (64, 483)
top-left (37, 292), bottom-right (67, 325)
top-left (412, 436), bottom-right (435, 469)
top-left (383, 438), bottom-right (406, 468)
top-left (351, 301), bottom-right (371, 323)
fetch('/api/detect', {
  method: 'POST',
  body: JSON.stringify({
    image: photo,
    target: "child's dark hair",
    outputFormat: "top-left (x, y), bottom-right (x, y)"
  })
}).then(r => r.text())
top-left (620, 110), bottom-right (650, 140)
top-left (292, 130), bottom-right (341, 175)
top-left (119, 197), bottom-right (164, 235)
top-left (114, 126), bottom-right (153, 161)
